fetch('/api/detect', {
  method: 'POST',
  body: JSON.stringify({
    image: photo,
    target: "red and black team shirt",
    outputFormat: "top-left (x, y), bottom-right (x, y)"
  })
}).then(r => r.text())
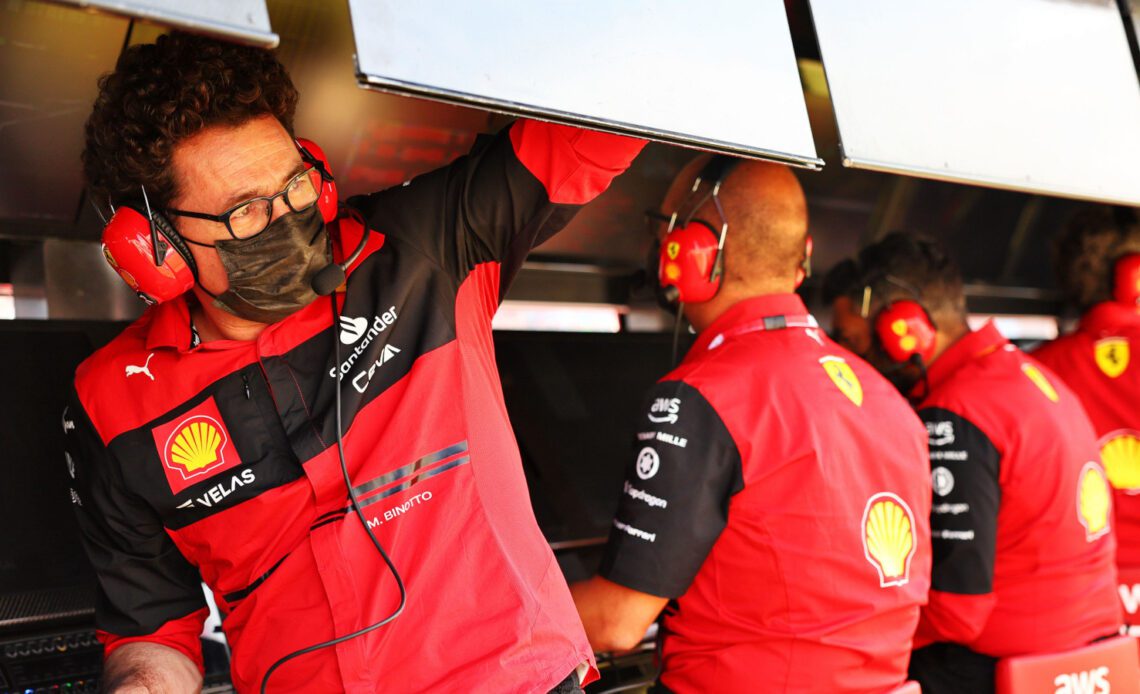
top-left (62, 120), bottom-right (644, 693)
top-left (1035, 302), bottom-right (1140, 569)
top-left (912, 321), bottom-right (1121, 657)
top-left (599, 294), bottom-right (933, 694)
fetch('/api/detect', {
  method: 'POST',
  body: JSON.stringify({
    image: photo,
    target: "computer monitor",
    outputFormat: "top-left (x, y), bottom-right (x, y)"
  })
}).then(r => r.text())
top-left (0, 322), bottom-right (100, 632)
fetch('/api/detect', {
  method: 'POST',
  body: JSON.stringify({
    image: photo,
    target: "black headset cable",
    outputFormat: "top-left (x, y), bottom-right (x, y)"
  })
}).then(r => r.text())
top-left (258, 292), bottom-right (407, 693)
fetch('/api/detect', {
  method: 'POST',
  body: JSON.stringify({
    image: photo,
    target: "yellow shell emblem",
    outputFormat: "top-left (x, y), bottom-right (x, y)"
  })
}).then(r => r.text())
top-left (1021, 363), bottom-right (1059, 403)
top-left (862, 493), bottom-right (916, 587)
top-left (821, 356), bottom-right (863, 407)
top-left (1077, 462), bottom-right (1112, 542)
top-left (664, 262), bottom-right (681, 281)
top-left (1101, 432), bottom-right (1140, 493)
top-left (169, 418), bottom-right (225, 473)
top-left (666, 241), bottom-right (681, 260)
top-left (1095, 337), bottom-right (1130, 379)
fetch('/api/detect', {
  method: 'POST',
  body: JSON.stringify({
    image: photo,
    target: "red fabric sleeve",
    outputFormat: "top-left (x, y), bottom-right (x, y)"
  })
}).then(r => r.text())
top-left (913, 589), bottom-right (996, 649)
top-left (97, 606), bottom-right (210, 675)
top-left (509, 120), bottom-right (646, 205)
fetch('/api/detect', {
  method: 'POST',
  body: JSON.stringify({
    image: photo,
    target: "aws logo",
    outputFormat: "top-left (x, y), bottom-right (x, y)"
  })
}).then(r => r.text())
top-left (1078, 462), bottom-right (1112, 543)
top-left (1053, 666), bottom-right (1110, 694)
top-left (862, 492), bottom-right (916, 587)
top-left (151, 397), bottom-right (243, 495)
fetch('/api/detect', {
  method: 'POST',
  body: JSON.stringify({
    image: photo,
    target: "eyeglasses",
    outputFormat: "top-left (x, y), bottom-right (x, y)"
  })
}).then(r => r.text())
top-left (167, 166), bottom-right (323, 240)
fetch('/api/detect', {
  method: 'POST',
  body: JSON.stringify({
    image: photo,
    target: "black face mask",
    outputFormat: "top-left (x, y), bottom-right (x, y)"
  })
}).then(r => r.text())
top-left (209, 205), bottom-right (332, 324)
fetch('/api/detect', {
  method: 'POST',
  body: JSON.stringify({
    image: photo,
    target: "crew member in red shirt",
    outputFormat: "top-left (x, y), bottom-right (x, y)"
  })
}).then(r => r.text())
top-left (570, 156), bottom-right (933, 693)
top-left (837, 232), bottom-right (1121, 693)
top-left (66, 33), bottom-right (644, 693)
top-left (1035, 207), bottom-right (1140, 587)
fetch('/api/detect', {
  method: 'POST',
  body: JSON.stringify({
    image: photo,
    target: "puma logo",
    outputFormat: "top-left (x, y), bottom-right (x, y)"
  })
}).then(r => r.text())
top-left (125, 353), bottom-right (156, 381)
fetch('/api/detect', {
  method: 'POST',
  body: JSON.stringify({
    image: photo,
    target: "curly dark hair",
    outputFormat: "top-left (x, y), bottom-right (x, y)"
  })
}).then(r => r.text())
top-left (855, 231), bottom-right (967, 321)
top-left (83, 32), bottom-right (299, 209)
top-left (1053, 206), bottom-right (1140, 311)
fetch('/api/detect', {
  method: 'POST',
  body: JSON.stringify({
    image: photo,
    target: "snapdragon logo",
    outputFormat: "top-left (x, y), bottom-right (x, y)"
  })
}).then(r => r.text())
top-left (329, 306), bottom-right (399, 380)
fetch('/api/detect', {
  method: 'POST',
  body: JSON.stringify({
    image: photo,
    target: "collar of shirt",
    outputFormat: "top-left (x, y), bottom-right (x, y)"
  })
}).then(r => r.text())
top-left (1079, 301), bottom-right (1140, 336)
top-left (923, 320), bottom-right (1009, 393)
top-left (145, 296), bottom-right (196, 352)
top-left (686, 293), bottom-right (816, 359)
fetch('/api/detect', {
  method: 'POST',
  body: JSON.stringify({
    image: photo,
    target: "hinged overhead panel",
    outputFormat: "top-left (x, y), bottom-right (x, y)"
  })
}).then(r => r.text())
top-left (347, 0), bottom-right (822, 169)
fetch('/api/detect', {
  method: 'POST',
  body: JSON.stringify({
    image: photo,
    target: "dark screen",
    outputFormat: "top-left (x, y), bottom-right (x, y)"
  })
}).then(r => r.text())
top-left (494, 330), bottom-right (674, 545)
top-left (0, 323), bottom-right (98, 611)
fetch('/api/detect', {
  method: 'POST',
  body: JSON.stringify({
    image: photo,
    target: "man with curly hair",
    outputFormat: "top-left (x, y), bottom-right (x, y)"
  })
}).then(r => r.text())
top-left (1035, 206), bottom-right (1140, 587)
top-left (65, 32), bottom-right (644, 693)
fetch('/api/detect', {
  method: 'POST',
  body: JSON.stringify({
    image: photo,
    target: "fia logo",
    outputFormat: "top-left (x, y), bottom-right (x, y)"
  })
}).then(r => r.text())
top-left (125, 353), bottom-right (156, 381)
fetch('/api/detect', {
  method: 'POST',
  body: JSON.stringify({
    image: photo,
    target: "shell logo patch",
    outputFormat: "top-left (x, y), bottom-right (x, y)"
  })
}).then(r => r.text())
top-left (820, 356), bottom-right (863, 406)
top-left (663, 262), bottom-right (681, 281)
top-left (666, 241), bottom-right (681, 260)
top-left (862, 492), bottom-right (916, 587)
top-left (1095, 337), bottom-right (1130, 379)
top-left (1101, 431), bottom-right (1140, 493)
top-left (1077, 462), bottom-right (1112, 542)
top-left (1021, 362), bottom-right (1059, 403)
top-left (151, 397), bottom-right (242, 495)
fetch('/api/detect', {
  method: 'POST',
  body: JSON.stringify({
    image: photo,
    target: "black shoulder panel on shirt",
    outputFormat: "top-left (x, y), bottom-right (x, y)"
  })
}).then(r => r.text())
top-left (346, 124), bottom-right (578, 299)
top-left (919, 406), bottom-right (1001, 596)
top-left (65, 390), bottom-right (207, 636)
top-left (599, 380), bottom-right (743, 598)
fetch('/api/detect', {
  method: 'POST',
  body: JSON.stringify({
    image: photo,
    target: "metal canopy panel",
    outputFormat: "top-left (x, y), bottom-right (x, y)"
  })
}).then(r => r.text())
top-left (347, 1), bottom-right (822, 168)
top-left (48, 0), bottom-right (278, 47)
top-left (808, 0), bottom-right (1140, 205)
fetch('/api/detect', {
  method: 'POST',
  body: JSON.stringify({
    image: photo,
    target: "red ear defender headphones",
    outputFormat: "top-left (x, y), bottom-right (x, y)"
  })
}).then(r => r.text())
top-left (861, 275), bottom-right (937, 364)
top-left (873, 300), bottom-right (938, 364)
top-left (657, 156), bottom-right (740, 304)
top-left (99, 138), bottom-right (338, 305)
top-left (1112, 253), bottom-right (1140, 306)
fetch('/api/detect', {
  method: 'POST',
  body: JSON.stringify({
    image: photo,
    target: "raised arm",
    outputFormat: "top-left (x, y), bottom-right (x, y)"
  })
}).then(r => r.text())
top-left (348, 120), bottom-right (645, 296)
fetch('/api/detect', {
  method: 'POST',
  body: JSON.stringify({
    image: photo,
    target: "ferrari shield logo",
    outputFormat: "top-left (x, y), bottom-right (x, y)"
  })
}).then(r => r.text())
top-left (1021, 363), bottom-right (1059, 403)
top-left (1095, 337), bottom-right (1130, 378)
top-left (666, 241), bottom-right (681, 260)
top-left (821, 356), bottom-right (863, 406)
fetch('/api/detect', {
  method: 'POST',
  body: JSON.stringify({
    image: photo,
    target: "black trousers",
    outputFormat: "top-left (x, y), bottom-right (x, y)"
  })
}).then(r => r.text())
top-left (909, 642), bottom-right (998, 694)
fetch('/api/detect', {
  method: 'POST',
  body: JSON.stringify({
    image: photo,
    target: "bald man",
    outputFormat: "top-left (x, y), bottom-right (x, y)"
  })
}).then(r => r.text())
top-left (571, 156), bottom-right (932, 693)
